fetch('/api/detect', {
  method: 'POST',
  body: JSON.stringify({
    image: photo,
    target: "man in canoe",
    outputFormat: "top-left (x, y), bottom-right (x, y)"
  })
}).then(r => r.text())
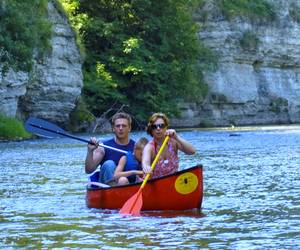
top-left (85, 112), bottom-right (135, 185)
top-left (142, 113), bottom-right (196, 179)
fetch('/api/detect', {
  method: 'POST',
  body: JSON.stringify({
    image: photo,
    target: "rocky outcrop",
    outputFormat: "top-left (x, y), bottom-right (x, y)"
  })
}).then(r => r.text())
top-left (0, 68), bottom-right (28, 118)
top-left (0, 2), bottom-right (82, 126)
top-left (172, 0), bottom-right (300, 127)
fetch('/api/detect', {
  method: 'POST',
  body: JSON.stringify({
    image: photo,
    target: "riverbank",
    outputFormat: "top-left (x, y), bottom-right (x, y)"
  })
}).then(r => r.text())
top-left (178, 123), bottom-right (300, 132)
top-left (1, 122), bottom-right (300, 142)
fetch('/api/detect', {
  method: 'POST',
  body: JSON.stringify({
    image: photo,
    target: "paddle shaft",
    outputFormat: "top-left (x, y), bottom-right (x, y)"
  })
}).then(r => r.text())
top-left (119, 135), bottom-right (170, 215)
top-left (28, 122), bottom-right (127, 154)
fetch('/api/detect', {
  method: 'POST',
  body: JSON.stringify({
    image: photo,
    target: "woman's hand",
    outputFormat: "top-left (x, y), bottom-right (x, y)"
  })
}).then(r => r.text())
top-left (142, 165), bottom-right (152, 174)
top-left (166, 130), bottom-right (196, 155)
top-left (165, 129), bottom-right (178, 140)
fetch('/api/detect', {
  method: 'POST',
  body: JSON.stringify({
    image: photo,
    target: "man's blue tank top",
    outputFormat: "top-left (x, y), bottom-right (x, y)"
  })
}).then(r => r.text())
top-left (100, 138), bottom-right (135, 166)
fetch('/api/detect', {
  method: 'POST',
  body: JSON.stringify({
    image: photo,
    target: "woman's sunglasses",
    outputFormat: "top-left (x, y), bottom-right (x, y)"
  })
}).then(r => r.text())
top-left (151, 123), bottom-right (167, 130)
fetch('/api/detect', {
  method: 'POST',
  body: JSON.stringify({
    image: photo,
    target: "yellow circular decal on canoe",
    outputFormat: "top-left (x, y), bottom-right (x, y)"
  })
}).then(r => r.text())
top-left (175, 172), bottom-right (198, 195)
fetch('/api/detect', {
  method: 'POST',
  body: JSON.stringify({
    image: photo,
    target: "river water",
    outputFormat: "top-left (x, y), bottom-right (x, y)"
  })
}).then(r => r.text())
top-left (1, 125), bottom-right (299, 249)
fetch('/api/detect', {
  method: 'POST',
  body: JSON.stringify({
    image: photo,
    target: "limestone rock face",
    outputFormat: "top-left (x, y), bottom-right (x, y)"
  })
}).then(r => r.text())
top-left (0, 69), bottom-right (28, 117)
top-left (172, 0), bottom-right (300, 127)
top-left (0, 2), bottom-right (83, 126)
top-left (18, 2), bottom-right (83, 125)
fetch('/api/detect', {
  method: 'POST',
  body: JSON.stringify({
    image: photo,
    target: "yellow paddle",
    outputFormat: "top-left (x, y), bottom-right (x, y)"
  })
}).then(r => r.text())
top-left (119, 135), bottom-right (170, 216)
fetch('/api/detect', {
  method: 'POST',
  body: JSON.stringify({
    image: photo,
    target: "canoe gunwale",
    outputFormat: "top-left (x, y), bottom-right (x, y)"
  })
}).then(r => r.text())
top-left (86, 164), bottom-right (203, 191)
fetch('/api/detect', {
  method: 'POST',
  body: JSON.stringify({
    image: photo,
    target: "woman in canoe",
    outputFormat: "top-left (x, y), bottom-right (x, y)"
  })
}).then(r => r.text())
top-left (142, 113), bottom-right (196, 179)
top-left (114, 137), bottom-right (148, 185)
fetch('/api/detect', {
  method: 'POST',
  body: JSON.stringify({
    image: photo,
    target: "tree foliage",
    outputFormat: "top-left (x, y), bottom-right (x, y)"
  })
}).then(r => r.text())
top-left (0, 0), bottom-right (51, 74)
top-left (61, 0), bottom-right (209, 121)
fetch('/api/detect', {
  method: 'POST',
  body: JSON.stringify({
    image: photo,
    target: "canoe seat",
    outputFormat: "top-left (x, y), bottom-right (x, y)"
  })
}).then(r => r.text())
top-left (87, 182), bottom-right (110, 188)
top-left (89, 170), bottom-right (100, 182)
top-left (88, 170), bottom-right (108, 188)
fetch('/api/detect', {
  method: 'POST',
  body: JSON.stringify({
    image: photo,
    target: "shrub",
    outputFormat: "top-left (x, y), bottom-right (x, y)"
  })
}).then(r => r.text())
top-left (68, 98), bottom-right (95, 132)
top-left (0, 114), bottom-right (31, 140)
top-left (217, 0), bottom-right (276, 22)
top-left (240, 30), bottom-right (260, 52)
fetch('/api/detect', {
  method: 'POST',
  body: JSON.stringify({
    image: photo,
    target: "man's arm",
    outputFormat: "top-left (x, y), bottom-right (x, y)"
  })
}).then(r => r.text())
top-left (85, 138), bottom-right (105, 174)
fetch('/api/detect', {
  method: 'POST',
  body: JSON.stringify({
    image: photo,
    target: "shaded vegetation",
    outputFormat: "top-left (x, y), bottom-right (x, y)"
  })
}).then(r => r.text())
top-left (269, 97), bottom-right (288, 113)
top-left (68, 97), bottom-right (95, 131)
top-left (240, 30), bottom-right (260, 52)
top-left (0, 0), bottom-right (52, 75)
top-left (217, 0), bottom-right (276, 22)
top-left (289, 3), bottom-right (300, 23)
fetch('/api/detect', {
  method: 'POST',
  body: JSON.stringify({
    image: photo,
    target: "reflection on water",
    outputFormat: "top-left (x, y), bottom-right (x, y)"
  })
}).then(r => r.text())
top-left (142, 209), bottom-right (205, 218)
top-left (0, 126), bottom-right (300, 249)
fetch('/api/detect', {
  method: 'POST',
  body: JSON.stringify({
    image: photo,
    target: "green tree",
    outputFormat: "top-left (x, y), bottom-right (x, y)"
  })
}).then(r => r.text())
top-left (61, 0), bottom-right (209, 121)
top-left (0, 0), bottom-right (51, 74)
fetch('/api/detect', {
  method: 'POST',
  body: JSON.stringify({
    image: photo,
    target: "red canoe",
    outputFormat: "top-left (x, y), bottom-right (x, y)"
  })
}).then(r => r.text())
top-left (86, 165), bottom-right (203, 211)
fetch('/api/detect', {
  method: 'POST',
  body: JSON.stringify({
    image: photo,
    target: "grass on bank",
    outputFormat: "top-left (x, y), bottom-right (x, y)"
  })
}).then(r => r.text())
top-left (0, 114), bottom-right (31, 140)
top-left (217, 0), bottom-right (276, 22)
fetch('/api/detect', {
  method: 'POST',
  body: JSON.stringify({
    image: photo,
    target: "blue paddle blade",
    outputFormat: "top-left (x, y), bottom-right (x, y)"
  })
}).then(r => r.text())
top-left (25, 117), bottom-right (67, 138)
top-left (24, 117), bottom-right (129, 153)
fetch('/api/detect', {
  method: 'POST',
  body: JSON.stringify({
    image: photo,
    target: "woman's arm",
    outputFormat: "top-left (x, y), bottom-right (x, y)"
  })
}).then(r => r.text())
top-left (166, 129), bottom-right (196, 155)
top-left (142, 143), bottom-right (153, 174)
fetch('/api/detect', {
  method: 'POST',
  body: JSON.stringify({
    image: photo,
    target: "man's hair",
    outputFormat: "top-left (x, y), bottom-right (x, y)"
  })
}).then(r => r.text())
top-left (111, 112), bottom-right (132, 126)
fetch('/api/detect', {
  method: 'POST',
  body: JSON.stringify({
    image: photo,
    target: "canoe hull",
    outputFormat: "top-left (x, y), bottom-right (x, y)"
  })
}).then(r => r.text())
top-left (86, 165), bottom-right (203, 211)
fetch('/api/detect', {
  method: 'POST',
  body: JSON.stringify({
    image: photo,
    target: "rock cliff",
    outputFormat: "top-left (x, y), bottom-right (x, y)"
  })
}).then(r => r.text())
top-left (172, 0), bottom-right (300, 127)
top-left (2, 1), bottom-right (300, 129)
top-left (0, 2), bottom-right (82, 126)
